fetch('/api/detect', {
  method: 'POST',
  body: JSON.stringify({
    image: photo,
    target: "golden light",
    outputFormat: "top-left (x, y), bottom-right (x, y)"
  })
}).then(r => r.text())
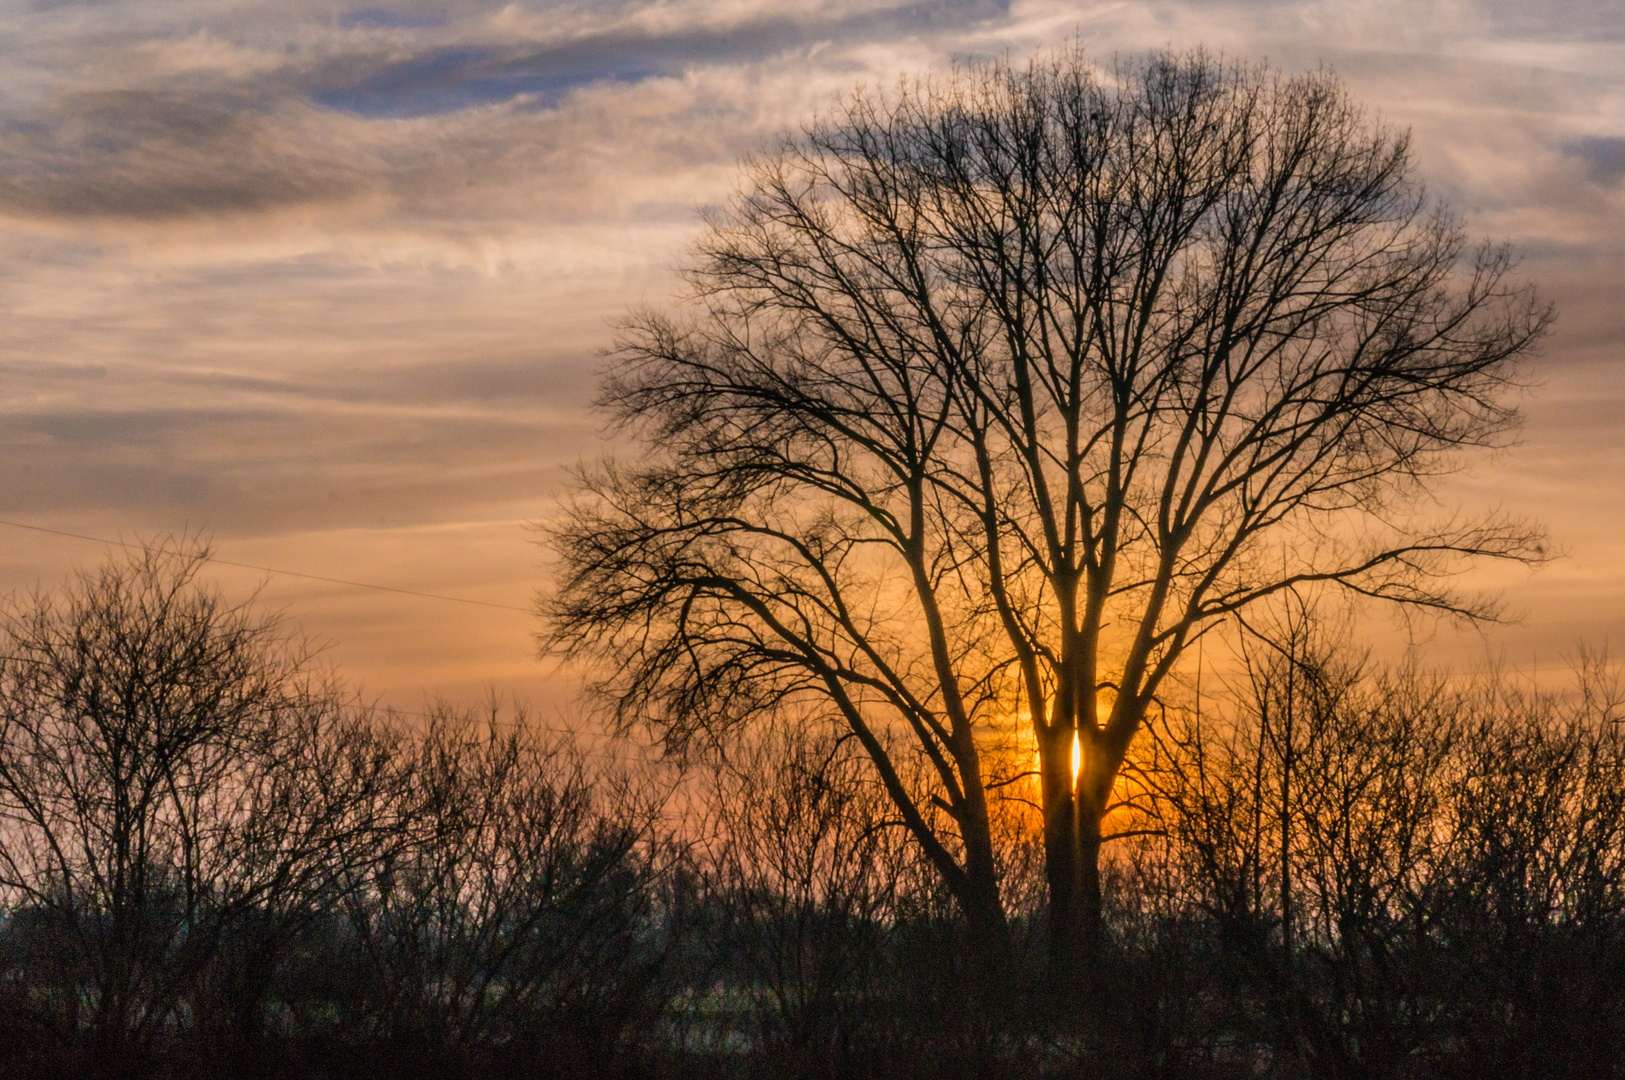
top-left (1070, 729), bottom-right (1081, 786)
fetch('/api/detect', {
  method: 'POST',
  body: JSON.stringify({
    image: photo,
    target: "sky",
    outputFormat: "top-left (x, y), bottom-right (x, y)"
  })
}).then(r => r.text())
top-left (0, 0), bottom-right (1620, 714)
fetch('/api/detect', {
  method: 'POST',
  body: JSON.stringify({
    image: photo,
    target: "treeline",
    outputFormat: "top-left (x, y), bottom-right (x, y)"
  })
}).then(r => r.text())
top-left (2, 547), bottom-right (1623, 1078)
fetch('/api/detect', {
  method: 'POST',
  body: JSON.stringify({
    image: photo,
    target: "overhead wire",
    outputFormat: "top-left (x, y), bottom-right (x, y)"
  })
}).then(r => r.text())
top-left (0, 517), bottom-right (684, 761)
top-left (0, 518), bottom-right (533, 613)
top-left (0, 518), bottom-right (1616, 763)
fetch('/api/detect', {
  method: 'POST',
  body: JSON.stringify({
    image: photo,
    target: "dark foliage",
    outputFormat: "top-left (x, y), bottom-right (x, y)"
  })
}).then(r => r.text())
top-left (2, 545), bottom-right (1623, 1077)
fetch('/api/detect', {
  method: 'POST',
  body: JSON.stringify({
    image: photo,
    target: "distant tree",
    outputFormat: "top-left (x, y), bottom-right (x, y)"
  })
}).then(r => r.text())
top-left (543, 45), bottom-right (1549, 986)
top-left (1140, 619), bottom-right (1625, 1075)
top-left (0, 539), bottom-right (397, 1061)
top-left (699, 726), bottom-right (916, 1065)
top-left (331, 703), bottom-right (673, 1071)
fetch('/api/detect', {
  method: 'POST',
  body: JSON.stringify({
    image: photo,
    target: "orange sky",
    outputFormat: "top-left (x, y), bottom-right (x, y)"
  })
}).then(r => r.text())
top-left (0, 0), bottom-right (1619, 715)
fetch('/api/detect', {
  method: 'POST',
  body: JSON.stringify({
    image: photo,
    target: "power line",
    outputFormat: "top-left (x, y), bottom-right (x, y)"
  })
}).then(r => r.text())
top-left (0, 520), bottom-right (676, 761)
top-left (370, 698), bottom-right (686, 765)
top-left (0, 518), bottom-right (532, 614)
top-left (2, 522), bottom-right (1616, 761)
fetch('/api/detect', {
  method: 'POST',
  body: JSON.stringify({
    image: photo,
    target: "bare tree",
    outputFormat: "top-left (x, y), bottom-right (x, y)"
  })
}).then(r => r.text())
top-left (332, 702), bottom-right (673, 1071)
top-left (0, 539), bottom-right (398, 1062)
top-left (699, 725), bottom-right (917, 1063)
top-left (543, 45), bottom-right (1549, 984)
top-left (1148, 608), bottom-right (1461, 1071)
top-left (1136, 621), bottom-right (1625, 1075)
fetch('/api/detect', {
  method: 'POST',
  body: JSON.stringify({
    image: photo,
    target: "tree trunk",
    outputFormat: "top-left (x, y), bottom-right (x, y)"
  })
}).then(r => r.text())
top-left (1041, 734), bottom-right (1104, 994)
top-left (943, 728), bottom-right (1015, 999)
top-left (1042, 728), bottom-right (1110, 996)
top-left (1077, 798), bottom-right (1104, 972)
top-left (963, 875), bottom-right (1014, 1000)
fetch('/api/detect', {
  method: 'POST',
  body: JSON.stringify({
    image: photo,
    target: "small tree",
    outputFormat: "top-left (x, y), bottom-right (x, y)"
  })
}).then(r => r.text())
top-left (544, 46), bottom-right (1549, 985)
top-left (332, 704), bottom-right (671, 1070)
top-left (0, 539), bottom-right (397, 1061)
top-left (700, 726), bottom-right (915, 1064)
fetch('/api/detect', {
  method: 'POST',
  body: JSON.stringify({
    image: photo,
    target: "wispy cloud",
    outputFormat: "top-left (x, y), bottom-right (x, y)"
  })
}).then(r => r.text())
top-left (0, 0), bottom-right (1619, 702)
top-left (308, 0), bottom-right (1010, 116)
top-left (1570, 136), bottom-right (1625, 188)
top-left (0, 90), bottom-right (374, 219)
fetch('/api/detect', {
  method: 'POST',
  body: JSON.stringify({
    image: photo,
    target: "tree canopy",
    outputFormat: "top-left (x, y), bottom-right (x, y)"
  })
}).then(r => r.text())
top-left (544, 46), bottom-right (1549, 982)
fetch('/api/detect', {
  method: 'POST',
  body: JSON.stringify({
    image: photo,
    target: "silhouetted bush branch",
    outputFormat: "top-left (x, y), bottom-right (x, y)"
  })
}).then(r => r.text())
top-left (4, 544), bottom-right (1621, 1079)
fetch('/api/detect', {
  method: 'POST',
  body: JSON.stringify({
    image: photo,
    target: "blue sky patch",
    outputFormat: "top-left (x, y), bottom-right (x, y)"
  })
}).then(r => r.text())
top-left (1570, 136), bottom-right (1625, 187)
top-left (339, 9), bottom-right (449, 31)
top-left (309, 1), bottom-right (1011, 118)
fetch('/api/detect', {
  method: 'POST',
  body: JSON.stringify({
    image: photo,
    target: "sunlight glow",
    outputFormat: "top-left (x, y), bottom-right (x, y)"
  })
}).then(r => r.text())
top-left (1071, 729), bottom-right (1081, 787)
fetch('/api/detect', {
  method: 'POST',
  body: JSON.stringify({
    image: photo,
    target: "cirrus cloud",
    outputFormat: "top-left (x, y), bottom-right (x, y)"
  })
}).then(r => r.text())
top-left (0, 0), bottom-right (1618, 705)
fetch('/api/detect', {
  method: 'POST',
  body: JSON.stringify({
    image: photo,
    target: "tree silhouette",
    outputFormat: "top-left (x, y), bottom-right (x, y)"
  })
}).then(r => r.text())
top-left (544, 46), bottom-right (1550, 988)
top-left (0, 539), bottom-right (398, 1062)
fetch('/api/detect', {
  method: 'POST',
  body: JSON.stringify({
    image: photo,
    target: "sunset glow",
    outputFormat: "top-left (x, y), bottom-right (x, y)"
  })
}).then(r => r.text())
top-left (0, 0), bottom-right (1616, 711)
top-left (2, 7), bottom-right (1622, 1074)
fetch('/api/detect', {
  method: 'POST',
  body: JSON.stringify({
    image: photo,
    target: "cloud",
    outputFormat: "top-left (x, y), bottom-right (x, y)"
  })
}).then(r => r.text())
top-left (308, 0), bottom-right (1011, 117)
top-left (1569, 136), bottom-right (1625, 188)
top-left (1, 0), bottom-right (1016, 225)
top-left (0, 0), bottom-right (1620, 702)
top-left (338, 9), bottom-right (449, 31)
top-left (0, 389), bottom-right (595, 535)
top-left (0, 89), bottom-right (374, 219)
